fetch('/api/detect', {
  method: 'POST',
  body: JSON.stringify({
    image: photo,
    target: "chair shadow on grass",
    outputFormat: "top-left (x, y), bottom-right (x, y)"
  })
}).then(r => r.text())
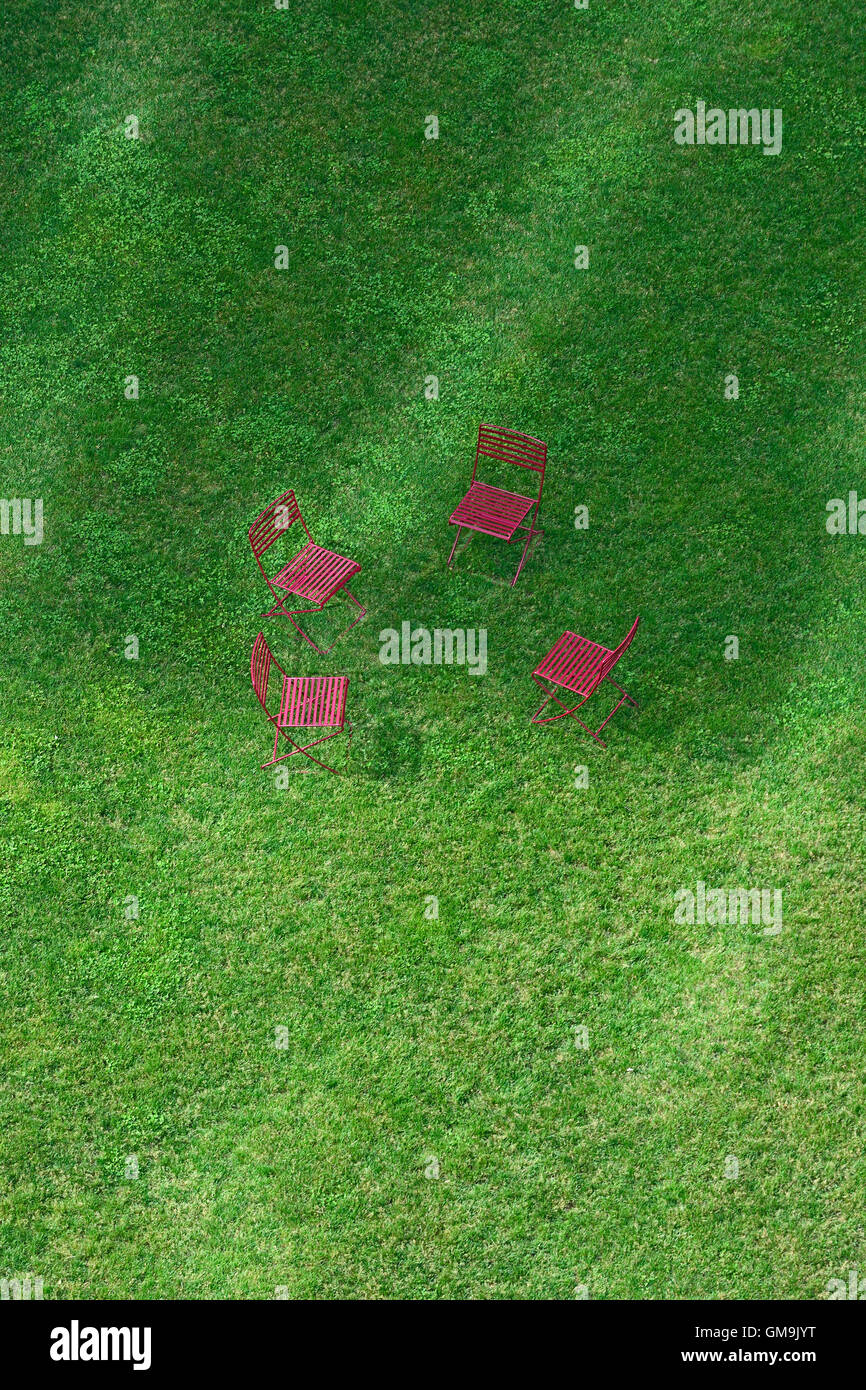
top-left (350, 712), bottom-right (425, 781)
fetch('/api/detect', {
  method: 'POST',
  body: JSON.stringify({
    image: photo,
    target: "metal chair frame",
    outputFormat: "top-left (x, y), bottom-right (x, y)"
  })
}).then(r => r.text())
top-left (251, 631), bottom-right (352, 775)
top-left (531, 617), bottom-right (640, 747)
top-left (447, 425), bottom-right (547, 587)
top-left (249, 490), bottom-right (365, 655)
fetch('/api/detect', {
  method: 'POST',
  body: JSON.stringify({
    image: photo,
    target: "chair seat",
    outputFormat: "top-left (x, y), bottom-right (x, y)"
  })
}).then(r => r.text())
top-left (278, 674), bottom-right (348, 729)
top-left (271, 542), bottom-right (360, 605)
top-left (449, 481), bottom-right (535, 540)
top-left (534, 631), bottom-right (611, 696)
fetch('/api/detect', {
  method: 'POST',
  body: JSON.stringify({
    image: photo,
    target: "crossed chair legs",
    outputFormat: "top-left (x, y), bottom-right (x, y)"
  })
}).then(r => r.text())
top-left (530, 674), bottom-right (638, 749)
top-left (508, 517), bottom-right (544, 588)
top-left (446, 520), bottom-right (544, 588)
top-left (261, 586), bottom-right (367, 656)
top-left (260, 717), bottom-right (354, 775)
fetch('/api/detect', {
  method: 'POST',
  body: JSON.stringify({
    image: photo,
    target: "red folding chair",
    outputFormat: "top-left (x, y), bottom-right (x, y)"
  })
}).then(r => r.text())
top-left (446, 424), bottom-right (547, 586)
top-left (249, 489), bottom-right (365, 655)
top-left (250, 631), bottom-right (352, 774)
top-left (530, 617), bottom-right (640, 747)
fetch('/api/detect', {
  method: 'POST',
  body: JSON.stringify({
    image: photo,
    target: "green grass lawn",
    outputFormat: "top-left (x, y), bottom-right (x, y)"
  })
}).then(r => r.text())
top-left (1, 0), bottom-right (864, 1299)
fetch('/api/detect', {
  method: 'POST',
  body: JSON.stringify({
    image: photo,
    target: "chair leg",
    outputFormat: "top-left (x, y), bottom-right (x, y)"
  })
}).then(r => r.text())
top-left (573, 717), bottom-right (607, 747)
top-left (260, 581), bottom-right (331, 649)
top-left (261, 727), bottom-right (345, 775)
top-left (530, 692), bottom-right (554, 723)
top-left (286, 587), bottom-right (366, 656)
top-left (261, 593), bottom-right (298, 620)
top-left (530, 671), bottom-right (639, 746)
top-left (530, 690), bottom-right (573, 724)
top-left (321, 587), bottom-right (367, 653)
top-left (605, 675), bottom-right (638, 710)
top-left (446, 525), bottom-right (464, 570)
top-left (449, 523), bottom-right (542, 585)
top-left (287, 608), bottom-right (327, 655)
top-left (594, 690), bottom-right (634, 738)
top-left (262, 583), bottom-right (365, 656)
top-left (530, 677), bottom-right (592, 723)
top-left (529, 676), bottom-right (609, 746)
top-left (510, 526), bottom-right (543, 587)
top-left (261, 583), bottom-right (315, 624)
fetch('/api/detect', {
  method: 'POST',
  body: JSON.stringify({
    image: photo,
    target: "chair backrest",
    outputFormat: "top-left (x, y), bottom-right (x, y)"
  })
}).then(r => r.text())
top-left (251, 631), bottom-right (274, 711)
top-left (248, 490), bottom-right (307, 562)
top-left (473, 425), bottom-right (547, 490)
top-left (601, 616), bottom-right (640, 677)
